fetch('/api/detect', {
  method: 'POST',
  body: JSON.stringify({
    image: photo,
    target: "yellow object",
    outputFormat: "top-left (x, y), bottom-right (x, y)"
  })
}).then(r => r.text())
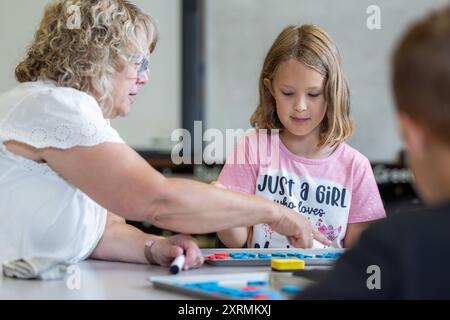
top-left (271, 259), bottom-right (305, 271)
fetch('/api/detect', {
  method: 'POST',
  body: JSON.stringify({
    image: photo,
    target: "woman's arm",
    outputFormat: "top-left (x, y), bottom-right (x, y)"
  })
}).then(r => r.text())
top-left (39, 143), bottom-right (330, 247)
top-left (89, 211), bottom-right (160, 264)
top-left (91, 212), bottom-right (204, 269)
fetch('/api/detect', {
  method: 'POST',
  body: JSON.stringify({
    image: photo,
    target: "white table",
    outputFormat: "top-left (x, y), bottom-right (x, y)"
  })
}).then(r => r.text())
top-left (0, 260), bottom-right (272, 300)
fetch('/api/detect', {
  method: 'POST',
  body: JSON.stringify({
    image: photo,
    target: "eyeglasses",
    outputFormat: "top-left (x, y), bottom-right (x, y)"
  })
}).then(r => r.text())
top-left (131, 55), bottom-right (150, 78)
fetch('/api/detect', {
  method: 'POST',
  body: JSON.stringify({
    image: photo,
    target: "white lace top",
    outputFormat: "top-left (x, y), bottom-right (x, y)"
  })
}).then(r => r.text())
top-left (0, 81), bottom-right (125, 264)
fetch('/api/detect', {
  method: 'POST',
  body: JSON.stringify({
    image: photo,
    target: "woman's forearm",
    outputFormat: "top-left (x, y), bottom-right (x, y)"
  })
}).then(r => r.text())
top-left (147, 178), bottom-right (280, 234)
top-left (90, 214), bottom-right (163, 264)
top-left (40, 144), bottom-right (312, 242)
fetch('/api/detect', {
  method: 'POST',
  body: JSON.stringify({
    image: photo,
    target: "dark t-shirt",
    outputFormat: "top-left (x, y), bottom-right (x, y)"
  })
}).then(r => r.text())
top-left (296, 202), bottom-right (450, 299)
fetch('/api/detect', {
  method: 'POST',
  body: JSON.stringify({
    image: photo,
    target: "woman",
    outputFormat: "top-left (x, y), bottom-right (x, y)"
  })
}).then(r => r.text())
top-left (0, 0), bottom-right (328, 270)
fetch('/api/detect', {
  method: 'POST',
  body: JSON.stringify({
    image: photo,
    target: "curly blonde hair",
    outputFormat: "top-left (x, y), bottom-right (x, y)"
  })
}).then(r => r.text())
top-left (251, 24), bottom-right (353, 147)
top-left (15, 0), bottom-right (158, 115)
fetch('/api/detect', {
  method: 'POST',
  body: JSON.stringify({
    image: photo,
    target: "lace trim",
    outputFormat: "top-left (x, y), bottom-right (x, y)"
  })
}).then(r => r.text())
top-left (0, 120), bottom-right (121, 150)
top-left (0, 142), bottom-right (58, 176)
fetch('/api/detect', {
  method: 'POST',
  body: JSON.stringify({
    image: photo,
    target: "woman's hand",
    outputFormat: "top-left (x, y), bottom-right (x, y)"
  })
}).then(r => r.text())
top-left (213, 180), bottom-right (330, 248)
top-left (269, 208), bottom-right (331, 248)
top-left (145, 234), bottom-right (204, 270)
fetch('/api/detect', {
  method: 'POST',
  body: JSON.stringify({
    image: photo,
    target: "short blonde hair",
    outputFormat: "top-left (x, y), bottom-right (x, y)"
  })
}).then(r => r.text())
top-left (251, 24), bottom-right (353, 147)
top-left (15, 0), bottom-right (158, 115)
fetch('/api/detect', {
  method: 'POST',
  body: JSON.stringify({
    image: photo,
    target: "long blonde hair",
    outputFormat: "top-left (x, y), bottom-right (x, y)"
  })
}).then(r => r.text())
top-left (251, 24), bottom-right (353, 147)
top-left (15, 0), bottom-right (158, 115)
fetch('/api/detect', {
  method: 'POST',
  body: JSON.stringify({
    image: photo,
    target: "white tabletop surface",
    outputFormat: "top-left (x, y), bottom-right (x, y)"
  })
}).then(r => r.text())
top-left (0, 260), bottom-right (275, 300)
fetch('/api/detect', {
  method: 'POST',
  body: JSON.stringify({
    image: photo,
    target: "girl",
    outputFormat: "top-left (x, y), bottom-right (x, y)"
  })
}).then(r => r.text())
top-left (217, 24), bottom-right (386, 249)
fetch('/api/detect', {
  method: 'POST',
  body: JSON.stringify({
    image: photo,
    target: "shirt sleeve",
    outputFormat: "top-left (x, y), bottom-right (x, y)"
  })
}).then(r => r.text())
top-left (0, 85), bottom-right (124, 149)
top-left (218, 133), bottom-right (260, 194)
top-left (348, 156), bottom-right (386, 223)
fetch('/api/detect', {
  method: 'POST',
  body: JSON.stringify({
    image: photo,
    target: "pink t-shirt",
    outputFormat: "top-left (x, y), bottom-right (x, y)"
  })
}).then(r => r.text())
top-left (218, 130), bottom-right (386, 248)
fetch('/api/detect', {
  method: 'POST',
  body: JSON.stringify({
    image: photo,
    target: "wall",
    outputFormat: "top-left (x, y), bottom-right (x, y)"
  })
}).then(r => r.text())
top-left (0, 0), bottom-right (181, 150)
top-left (204, 0), bottom-right (448, 162)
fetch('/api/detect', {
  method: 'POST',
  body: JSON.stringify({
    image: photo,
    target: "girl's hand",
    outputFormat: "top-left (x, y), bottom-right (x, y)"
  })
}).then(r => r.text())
top-left (145, 234), bottom-right (204, 270)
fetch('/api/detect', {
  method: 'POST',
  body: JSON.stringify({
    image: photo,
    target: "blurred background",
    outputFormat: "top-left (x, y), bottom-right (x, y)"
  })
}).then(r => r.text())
top-left (1, 0), bottom-right (445, 247)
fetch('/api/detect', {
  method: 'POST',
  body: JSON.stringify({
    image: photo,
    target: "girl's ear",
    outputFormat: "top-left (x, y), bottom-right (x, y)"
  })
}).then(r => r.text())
top-left (264, 78), bottom-right (274, 96)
